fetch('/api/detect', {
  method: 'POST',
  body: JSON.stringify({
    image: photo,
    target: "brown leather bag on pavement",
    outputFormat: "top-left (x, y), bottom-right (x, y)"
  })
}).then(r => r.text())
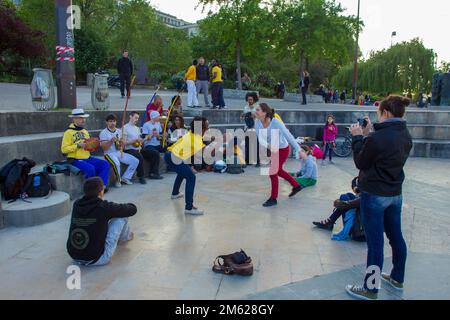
top-left (212, 249), bottom-right (253, 276)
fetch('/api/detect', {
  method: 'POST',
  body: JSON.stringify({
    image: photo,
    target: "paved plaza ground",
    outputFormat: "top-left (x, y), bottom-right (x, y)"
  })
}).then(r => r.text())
top-left (0, 157), bottom-right (449, 300)
top-left (0, 82), bottom-right (382, 112)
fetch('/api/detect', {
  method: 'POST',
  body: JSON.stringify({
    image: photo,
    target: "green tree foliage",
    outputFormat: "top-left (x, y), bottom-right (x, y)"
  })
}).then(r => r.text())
top-left (16, 0), bottom-right (192, 81)
top-left (196, 0), bottom-right (270, 89)
top-left (333, 38), bottom-right (436, 95)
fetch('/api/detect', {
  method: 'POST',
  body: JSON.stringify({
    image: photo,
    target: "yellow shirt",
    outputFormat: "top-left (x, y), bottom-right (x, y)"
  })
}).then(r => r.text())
top-left (61, 123), bottom-right (91, 159)
top-left (212, 66), bottom-right (222, 83)
top-left (185, 65), bottom-right (197, 81)
top-left (168, 131), bottom-right (205, 161)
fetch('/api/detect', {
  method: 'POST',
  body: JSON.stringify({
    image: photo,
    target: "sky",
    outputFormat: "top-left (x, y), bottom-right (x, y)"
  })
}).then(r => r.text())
top-left (149, 0), bottom-right (450, 64)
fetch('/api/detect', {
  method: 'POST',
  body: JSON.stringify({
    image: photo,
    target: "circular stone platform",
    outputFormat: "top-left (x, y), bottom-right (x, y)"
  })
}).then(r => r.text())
top-left (1, 191), bottom-right (71, 227)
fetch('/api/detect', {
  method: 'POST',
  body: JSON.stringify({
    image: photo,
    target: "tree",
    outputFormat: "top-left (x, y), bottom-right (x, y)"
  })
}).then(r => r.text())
top-left (74, 27), bottom-right (108, 78)
top-left (332, 39), bottom-right (436, 95)
top-left (271, 0), bottom-right (359, 78)
top-left (197, 0), bottom-right (270, 89)
top-left (0, 1), bottom-right (46, 73)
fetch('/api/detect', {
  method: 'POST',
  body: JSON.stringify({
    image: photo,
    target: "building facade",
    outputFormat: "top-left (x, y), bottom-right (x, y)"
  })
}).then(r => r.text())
top-left (155, 10), bottom-right (199, 37)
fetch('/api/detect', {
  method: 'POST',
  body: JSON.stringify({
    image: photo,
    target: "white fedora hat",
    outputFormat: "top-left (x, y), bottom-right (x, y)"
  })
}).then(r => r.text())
top-left (68, 108), bottom-right (90, 118)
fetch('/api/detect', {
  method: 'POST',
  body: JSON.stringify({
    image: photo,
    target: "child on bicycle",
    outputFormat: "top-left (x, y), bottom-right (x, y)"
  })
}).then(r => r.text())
top-left (322, 114), bottom-right (338, 165)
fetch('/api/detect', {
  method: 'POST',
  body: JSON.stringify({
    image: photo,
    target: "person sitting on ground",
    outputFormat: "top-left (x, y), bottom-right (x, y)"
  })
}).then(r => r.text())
top-left (145, 95), bottom-right (165, 121)
top-left (100, 114), bottom-right (139, 188)
top-left (170, 95), bottom-right (183, 116)
top-left (141, 111), bottom-right (164, 180)
top-left (67, 177), bottom-right (136, 266)
top-left (61, 108), bottom-right (110, 189)
top-left (123, 111), bottom-right (147, 184)
top-left (313, 177), bottom-right (361, 232)
top-left (290, 145), bottom-right (318, 190)
top-left (168, 115), bottom-right (188, 146)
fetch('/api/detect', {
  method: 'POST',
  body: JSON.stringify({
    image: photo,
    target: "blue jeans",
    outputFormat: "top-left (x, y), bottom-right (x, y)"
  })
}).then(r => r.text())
top-left (72, 157), bottom-right (110, 187)
top-left (360, 192), bottom-right (407, 293)
top-left (75, 218), bottom-right (132, 266)
top-left (329, 193), bottom-right (356, 223)
top-left (323, 142), bottom-right (334, 161)
top-left (164, 152), bottom-right (196, 210)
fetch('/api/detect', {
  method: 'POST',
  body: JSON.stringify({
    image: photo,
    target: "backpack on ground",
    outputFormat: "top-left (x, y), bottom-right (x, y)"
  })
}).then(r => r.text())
top-left (0, 158), bottom-right (36, 201)
top-left (350, 209), bottom-right (366, 242)
top-left (212, 249), bottom-right (253, 276)
top-left (23, 172), bottom-right (54, 198)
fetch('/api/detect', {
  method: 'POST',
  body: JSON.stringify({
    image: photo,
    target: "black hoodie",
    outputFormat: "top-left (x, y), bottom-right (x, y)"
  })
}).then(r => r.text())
top-left (66, 197), bottom-right (137, 263)
top-left (352, 121), bottom-right (413, 197)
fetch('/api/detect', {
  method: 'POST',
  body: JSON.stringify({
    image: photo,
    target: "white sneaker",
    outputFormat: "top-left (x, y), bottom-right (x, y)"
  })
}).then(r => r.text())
top-left (121, 178), bottom-right (133, 185)
top-left (114, 181), bottom-right (122, 188)
top-left (185, 208), bottom-right (204, 215)
top-left (171, 193), bottom-right (184, 199)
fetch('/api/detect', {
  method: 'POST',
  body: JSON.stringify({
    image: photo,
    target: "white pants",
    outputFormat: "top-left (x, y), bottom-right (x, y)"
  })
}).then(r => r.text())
top-left (104, 151), bottom-right (139, 180)
top-left (187, 80), bottom-right (199, 107)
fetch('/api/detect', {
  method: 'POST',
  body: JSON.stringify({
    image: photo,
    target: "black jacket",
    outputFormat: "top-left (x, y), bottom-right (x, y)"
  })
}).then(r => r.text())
top-left (352, 121), bottom-right (412, 197)
top-left (196, 65), bottom-right (210, 81)
top-left (67, 197), bottom-right (137, 262)
top-left (117, 57), bottom-right (133, 76)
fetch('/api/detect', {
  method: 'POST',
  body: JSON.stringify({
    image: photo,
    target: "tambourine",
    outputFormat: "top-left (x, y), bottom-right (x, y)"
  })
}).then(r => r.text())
top-left (84, 138), bottom-right (101, 152)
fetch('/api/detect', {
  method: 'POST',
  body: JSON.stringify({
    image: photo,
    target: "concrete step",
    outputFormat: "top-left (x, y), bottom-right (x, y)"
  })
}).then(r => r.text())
top-left (1, 191), bottom-right (70, 227)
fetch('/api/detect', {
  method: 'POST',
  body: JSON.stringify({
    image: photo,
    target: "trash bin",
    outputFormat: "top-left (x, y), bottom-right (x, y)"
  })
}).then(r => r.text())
top-left (92, 73), bottom-right (110, 110)
top-left (30, 68), bottom-right (56, 111)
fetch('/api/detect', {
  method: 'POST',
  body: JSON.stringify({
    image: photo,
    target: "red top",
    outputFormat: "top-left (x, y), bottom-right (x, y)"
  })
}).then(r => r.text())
top-left (145, 103), bottom-right (164, 122)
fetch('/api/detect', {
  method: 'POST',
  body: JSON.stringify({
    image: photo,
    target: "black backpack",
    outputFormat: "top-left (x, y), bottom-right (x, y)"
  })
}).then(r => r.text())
top-left (350, 209), bottom-right (366, 242)
top-left (0, 158), bottom-right (36, 201)
top-left (23, 172), bottom-right (54, 198)
top-left (244, 112), bottom-right (255, 129)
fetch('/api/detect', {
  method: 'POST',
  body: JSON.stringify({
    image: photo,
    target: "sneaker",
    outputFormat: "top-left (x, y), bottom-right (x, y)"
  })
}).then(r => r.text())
top-left (223, 105), bottom-right (228, 109)
top-left (206, 105), bottom-right (212, 108)
top-left (121, 178), bottom-right (133, 185)
top-left (263, 198), bottom-right (277, 207)
top-left (321, 160), bottom-right (326, 166)
top-left (171, 193), bottom-right (184, 200)
top-left (187, 105), bottom-right (195, 108)
top-left (381, 273), bottom-right (404, 290)
top-left (194, 106), bottom-right (201, 108)
top-left (148, 174), bottom-right (164, 180)
top-left (313, 219), bottom-right (334, 231)
top-left (114, 181), bottom-right (122, 188)
top-left (211, 106), bottom-right (218, 109)
top-left (185, 207), bottom-right (204, 215)
top-left (345, 285), bottom-right (378, 300)
top-left (329, 159), bottom-right (335, 164)
top-left (289, 186), bottom-right (303, 198)
top-left (139, 177), bottom-right (147, 184)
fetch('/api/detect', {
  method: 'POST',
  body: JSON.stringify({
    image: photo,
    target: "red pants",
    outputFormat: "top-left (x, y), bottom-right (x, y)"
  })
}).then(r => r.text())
top-left (269, 146), bottom-right (300, 199)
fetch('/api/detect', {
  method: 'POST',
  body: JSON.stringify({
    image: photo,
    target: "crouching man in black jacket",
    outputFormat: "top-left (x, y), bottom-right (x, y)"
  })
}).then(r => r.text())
top-left (67, 177), bottom-right (137, 266)
top-left (346, 95), bottom-right (413, 300)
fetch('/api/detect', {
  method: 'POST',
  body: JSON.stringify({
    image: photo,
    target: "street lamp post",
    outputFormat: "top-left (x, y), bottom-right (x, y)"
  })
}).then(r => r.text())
top-left (352, 0), bottom-right (361, 103)
top-left (55, 0), bottom-right (77, 109)
top-left (391, 31), bottom-right (397, 47)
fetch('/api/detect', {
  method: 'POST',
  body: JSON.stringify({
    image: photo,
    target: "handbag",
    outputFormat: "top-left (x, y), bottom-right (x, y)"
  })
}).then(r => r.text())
top-left (212, 249), bottom-right (253, 276)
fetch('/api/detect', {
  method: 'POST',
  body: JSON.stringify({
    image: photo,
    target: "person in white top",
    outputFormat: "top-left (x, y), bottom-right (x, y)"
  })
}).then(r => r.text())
top-left (254, 103), bottom-right (302, 207)
top-left (100, 114), bottom-right (140, 187)
top-left (123, 111), bottom-right (147, 184)
top-left (141, 111), bottom-right (164, 180)
top-left (167, 114), bottom-right (188, 146)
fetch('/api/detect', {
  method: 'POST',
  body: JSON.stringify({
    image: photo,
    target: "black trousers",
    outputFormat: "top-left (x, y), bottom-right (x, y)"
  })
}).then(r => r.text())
top-left (245, 134), bottom-right (261, 165)
top-left (301, 87), bottom-right (307, 105)
top-left (124, 149), bottom-right (144, 177)
top-left (141, 146), bottom-right (161, 175)
top-left (120, 74), bottom-right (131, 97)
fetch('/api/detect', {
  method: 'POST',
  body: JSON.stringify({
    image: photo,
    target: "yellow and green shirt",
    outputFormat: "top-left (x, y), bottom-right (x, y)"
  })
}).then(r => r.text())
top-left (61, 123), bottom-right (91, 159)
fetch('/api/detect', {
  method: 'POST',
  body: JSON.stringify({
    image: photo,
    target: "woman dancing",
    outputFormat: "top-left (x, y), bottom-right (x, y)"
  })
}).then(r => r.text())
top-left (254, 103), bottom-right (302, 207)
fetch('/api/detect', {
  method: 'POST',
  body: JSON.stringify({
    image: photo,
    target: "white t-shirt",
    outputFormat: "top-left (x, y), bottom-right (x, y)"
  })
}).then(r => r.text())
top-left (142, 121), bottom-right (162, 147)
top-left (243, 104), bottom-right (257, 114)
top-left (168, 128), bottom-right (188, 144)
top-left (255, 118), bottom-right (300, 152)
top-left (123, 123), bottom-right (141, 151)
top-left (99, 128), bottom-right (122, 155)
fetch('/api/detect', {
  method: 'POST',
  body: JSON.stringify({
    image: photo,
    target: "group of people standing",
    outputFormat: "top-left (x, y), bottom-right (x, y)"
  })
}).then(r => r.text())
top-left (184, 58), bottom-right (227, 109)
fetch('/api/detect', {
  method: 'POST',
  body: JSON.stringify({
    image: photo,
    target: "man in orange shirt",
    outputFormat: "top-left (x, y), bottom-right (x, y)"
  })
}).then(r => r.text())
top-left (185, 60), bottom-right (199, 108)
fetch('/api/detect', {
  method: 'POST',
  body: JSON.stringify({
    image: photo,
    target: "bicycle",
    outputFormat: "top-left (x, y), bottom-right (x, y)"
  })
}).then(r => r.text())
top-left (333, 127), bottom-right (353, 158)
